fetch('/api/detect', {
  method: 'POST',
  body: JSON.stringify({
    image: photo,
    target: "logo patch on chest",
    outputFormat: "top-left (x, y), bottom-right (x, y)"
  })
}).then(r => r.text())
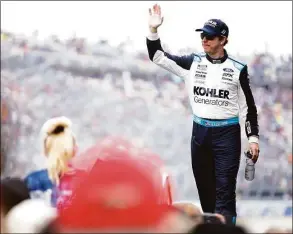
top-left (193, 86), bottom-right (230, 99)
top-left (223, 68), bottom-right (234, 73)
top-left (220, 68), bottom-right (238, 86)
top-left (197, 64), bottom-right (207, 71)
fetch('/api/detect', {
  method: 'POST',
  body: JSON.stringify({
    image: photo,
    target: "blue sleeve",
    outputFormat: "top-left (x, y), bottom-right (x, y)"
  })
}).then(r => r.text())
top-left (24, 169), bottom-right (54, 192)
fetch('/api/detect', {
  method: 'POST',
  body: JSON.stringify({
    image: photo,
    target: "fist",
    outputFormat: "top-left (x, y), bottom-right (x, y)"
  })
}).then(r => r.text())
top-left (249, 142), bottom-right (260, 163)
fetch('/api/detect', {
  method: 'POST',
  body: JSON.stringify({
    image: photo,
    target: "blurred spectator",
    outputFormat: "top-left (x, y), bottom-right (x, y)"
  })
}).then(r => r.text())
top-left (5, 199), bottom-right (56, 233)
top-left (56, 156), bottom-right (194, 233)
top-left (190, 223), bottom-right (247, 234)
top-left (1, 177), bottom-right (30, 215)
top-left (173, 202), bottom-right (202, 217)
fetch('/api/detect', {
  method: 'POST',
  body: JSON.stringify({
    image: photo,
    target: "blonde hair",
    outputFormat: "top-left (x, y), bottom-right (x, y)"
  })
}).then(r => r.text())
top-left (41, 116), bottom-right (75, 185)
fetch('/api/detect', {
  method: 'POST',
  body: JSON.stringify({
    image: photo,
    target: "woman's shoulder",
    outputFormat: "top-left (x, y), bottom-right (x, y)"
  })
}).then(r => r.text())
top-left (24, 169), bottom-right (53, 191)
top-left (25, 169), bottom-right (49, 181)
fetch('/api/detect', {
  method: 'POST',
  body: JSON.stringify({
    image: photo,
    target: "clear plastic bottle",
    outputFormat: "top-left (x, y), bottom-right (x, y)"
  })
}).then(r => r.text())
top-left (245, 157), bottom-right (255, 181)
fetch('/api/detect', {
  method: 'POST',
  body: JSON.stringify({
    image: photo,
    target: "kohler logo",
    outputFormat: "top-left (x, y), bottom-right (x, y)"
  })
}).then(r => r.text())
top-left (193, 86), bottom-right (230, 99)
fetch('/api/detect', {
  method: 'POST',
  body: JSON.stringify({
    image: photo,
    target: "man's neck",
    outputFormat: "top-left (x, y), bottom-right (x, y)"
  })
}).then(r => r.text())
top-left (207, 49), bottom-right (225, 59)
top-left (206, 49), bottom-right (227, 64)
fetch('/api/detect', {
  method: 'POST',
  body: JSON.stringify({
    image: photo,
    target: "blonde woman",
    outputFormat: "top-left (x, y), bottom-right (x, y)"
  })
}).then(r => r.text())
top-left (25, 116), bottom-right (86, 209)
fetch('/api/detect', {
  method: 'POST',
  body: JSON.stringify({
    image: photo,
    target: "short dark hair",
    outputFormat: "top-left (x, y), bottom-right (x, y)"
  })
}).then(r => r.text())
top-left (218, 36), bottom-right (228, 46)
top-left (223, 37), bottom-right (228, 46)
top-left (1, 177), bottom-right (30, 214)
top-left (189, 223), bottom-right (247, 234)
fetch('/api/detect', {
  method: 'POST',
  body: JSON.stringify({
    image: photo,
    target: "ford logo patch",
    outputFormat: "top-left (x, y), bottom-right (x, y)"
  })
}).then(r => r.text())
top-left (223, 68), bottom-right (234, 72)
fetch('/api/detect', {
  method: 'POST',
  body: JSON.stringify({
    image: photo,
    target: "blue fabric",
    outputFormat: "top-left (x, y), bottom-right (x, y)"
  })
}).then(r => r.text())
top-left (232, 216), bottom-right (237, 225)
top-left (191, 121), bottom-right (241, 217)
top-left (24, 169), bottom-right (57, 206)
top-left (195, 19), bottom-right (229, 37)
top-left (193, 115), bottom-right (239, 127)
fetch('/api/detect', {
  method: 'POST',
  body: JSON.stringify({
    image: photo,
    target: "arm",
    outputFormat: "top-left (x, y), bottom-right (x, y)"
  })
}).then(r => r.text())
top-left (238, 65), bottom-right (259, 143)
top-left (146, 32), bottom-right (193, 79)
top-left (147, 4), bottom-right (193, 79)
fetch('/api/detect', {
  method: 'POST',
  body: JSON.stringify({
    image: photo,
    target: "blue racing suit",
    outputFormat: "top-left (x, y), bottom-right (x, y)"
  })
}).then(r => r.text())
top-left (146, 32), bottom-right (259, 225)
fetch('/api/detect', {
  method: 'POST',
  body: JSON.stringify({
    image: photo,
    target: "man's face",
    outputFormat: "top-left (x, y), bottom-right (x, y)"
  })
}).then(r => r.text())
top-left (200, 33), bottom-right (224, 54)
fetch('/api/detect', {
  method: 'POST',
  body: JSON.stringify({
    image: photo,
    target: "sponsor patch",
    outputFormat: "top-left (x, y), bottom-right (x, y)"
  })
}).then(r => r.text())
top-left (197, 64), bottom-right (208, 71)
top-left (223, 68), bottom-right (234, 73)
top-left (193, 86), bottom-right (230, 100)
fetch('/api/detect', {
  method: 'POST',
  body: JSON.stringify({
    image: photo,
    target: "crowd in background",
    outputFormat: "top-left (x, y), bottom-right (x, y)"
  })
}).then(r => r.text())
top-left (1, 30), bottom-right (292, 202)
top-left (1, 29), bottom-right (292, 233)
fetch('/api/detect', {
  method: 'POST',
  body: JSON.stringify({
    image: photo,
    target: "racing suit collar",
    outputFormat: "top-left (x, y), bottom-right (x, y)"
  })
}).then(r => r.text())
top-left (206, 49), bottom-right (228, 64)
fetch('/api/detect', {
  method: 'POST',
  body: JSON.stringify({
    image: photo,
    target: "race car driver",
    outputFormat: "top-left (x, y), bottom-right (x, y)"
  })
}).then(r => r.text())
top-left (146, 4), bottom-right (260, 226)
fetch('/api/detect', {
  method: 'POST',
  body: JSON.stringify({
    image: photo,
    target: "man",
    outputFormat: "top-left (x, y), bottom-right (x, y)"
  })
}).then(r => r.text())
top-left (146, 4), bottom-right (260, 226)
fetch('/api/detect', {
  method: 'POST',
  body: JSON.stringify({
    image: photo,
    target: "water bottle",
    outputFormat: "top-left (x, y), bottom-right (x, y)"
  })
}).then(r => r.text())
top-left (244, 151), bottom-right (255, 181)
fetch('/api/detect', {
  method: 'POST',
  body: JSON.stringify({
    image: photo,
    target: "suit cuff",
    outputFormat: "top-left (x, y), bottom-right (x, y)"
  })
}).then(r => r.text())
top-left (147, 32), bottom-right (159, 41)
top-left (248, 136), bottom-right (259, 144)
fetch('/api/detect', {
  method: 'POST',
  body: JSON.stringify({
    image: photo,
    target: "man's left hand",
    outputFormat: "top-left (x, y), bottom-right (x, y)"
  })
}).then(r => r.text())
top-left (249, 142), bottom-right (260, 163)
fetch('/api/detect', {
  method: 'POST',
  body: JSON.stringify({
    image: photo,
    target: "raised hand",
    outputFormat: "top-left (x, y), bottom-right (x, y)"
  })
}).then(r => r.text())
top-left (148, 4), bottom-right (164, 33)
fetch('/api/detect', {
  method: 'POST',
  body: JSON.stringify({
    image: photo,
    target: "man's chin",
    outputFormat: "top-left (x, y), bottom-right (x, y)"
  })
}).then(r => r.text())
top-left (203, 48), bottom-right (210, 53)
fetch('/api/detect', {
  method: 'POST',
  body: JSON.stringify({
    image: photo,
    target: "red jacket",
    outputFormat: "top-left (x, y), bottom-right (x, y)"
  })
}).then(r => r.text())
top-left (56, 165), bottom-right (87, 211)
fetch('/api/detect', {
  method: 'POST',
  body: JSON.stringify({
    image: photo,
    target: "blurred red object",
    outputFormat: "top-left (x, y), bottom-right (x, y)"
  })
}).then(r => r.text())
top-left (135, 149), bottom-right (174, 205)
top-left (56, 156), bottom-right (176, 231)
top-left (56, 166), bottom-right (88, 211)
top-left (72, 136), bottom-right (174, 205)
top-left (72, 136), bottom-right (135, 170)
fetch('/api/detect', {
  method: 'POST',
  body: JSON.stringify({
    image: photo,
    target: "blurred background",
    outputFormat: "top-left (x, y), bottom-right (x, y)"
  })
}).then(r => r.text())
top-left (1, 1), bottom-right (292, 232)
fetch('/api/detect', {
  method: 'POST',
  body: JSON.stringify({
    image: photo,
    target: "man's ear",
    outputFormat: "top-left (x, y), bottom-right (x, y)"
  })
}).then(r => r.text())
top-left (222, 37), bottom-right (228, 46)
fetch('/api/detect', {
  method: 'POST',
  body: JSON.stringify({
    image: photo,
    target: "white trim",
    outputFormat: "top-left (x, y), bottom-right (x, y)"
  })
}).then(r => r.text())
top-left (147, 32), bottom-right (159, 41)
top-left (248, 136), bottom-right (259, 144)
